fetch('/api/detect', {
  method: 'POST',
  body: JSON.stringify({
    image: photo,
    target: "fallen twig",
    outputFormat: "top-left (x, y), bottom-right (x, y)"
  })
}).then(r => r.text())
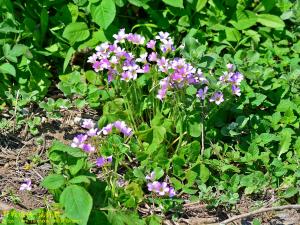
top-left (220, 204), bottom-right (300, 225)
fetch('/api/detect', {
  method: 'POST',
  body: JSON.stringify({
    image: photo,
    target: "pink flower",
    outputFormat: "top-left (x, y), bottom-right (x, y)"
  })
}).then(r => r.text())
top-left (96, 156), bottom-right (112, 167)
top-left (87, 128), bottom-right (98, 137)
top-left (81, 119), bottom-right (95, 129)
top-left (146, 40), bottom-right (156, 50)
top-left (82, 143), bottom-right (95, 152)
top-left (231, 85), bottom-right (241, 96)
top-left (145, 171), bottom-right (156, 181)
top-left (101, 124), bottom-right (113, 135)
top-left (113, 28), bottom-right (128, 43)
top-left (20, 179), bottom-right (32, 191)
top-left (71, 134), bottom-right (88, 148)
top-left (148, 52), bottom-right (158, 62)
top-left (209, 92), bottom-right (224, 105)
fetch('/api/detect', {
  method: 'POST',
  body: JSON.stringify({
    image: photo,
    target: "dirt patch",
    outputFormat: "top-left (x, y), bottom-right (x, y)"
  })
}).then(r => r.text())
top-left (0, 107), bottom-right (99, 211)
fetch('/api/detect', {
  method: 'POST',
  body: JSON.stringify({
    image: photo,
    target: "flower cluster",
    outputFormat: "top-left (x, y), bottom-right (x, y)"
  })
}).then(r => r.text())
top-left (71, 119), bottom-right (133, 153)
top-left (219, 63), bottom-right (244, 97)
top-left (88, 29), bottom-right (245, 103)
top-left (146, 172), bottom-right (176, 198)
top-left (196, 63), bottom-right (244, 105)
top-left (88, 29), bottom-right (208, 101)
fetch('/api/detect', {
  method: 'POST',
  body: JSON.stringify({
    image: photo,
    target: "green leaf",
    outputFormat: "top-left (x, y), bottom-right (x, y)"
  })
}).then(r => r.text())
top-left (257, 14), bottom-right (285, 28)
top-left (62, 22), bottom-right (90, 45)
top-left (231, 10), bottom-right (257, 30)
top-left (50, 141), bottom-right (87, 158)
top-left (196, 0), bottom-right (207, 11)
top-left (91, 0), bottom-right (116, 29)
top-left (279, 129), bottom-right (292, 157)
top-left (41, 174), bottom-right (65, 190)
top-left (0, 63), bottom-right (16, 76)
top-left (69, 175), bottom-right (93, 184)
top-left (162, 0), bottom-right (183, 8)
top-left (85, 70), bottom-right (102, 85)
top-left (200, 164), bottom-right (210, 183)
top-left (225, 27), bottom-right (241, 42)
top-left (60, 185), bottom-right (93, 225)
top-left (188, 121), bottom-right (202, 138)
top-left (282, 187), bottom-right (298, 198)
top-left (152, 126), bottom-right (166, 145)
top-left (63, 47), bottom-right (75, 72)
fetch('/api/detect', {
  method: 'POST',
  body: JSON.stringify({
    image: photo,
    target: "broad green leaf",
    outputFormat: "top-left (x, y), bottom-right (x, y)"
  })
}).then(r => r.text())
top-left (196, 0), bottom-right (207, 11)
top-left (152, 126), bottom-right (166, 145)
top-left (188, 121), bottom-right (202, 138)
top-left (50, 141), bottom-right (87, 158)
top-left (162, 0), bottom-right (183, 8)
top-left (225, 27), bottom-right (241, 42)
top-left (282, 187), bottom-right (298, 198)
top-left (69, 175), bottom-right (93, 184)
top-left (200, 164), bottom-right (210, 183)
top-left (231, 10), bottom-right (257, 30)
top-left (85, 70), bottom-right (102, 85)
top-left (91, 0), bottom-right (116, 29)
top-left (60, 185), bottom-right (93, 225)
top-left (279, 129), bottom-right (292, 157)
top-left (257, 14), bottom-right (285, 28)
top-left (62, 22), bottom-right (90, 45)
top-left (41, 174), bottom-right (65, 189)
top-left (0, 63), bottom-right (16, 76)
top-left (63, 47), bottom-right (75, 72)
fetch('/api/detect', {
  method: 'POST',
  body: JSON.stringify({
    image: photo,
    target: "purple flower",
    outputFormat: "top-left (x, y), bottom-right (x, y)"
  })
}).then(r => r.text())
top-left (113, 28), bottom-right (127, 43)
top-left (155, 31), bottom-right (170, 40)
top-left (82, 143), bottom-right (95, 152)
top-left (96, 157), bottom-right (105, 167)
top-left (101, 124), bottom-right (113, 135)
top-left (107, 156), bottom-right (113, 163)
top-left (96, 156), bottom-right (112, 167)
top-left (157, 57), bottom-right (169, 73)
top-left (71, 134), bottom-right (87, 148)
top-left (232, 85), bottom-right (241, 96)
top-left (114, 121), bottom-right (133, 136)
top-left (147, 181), bottom-right (161, 192)
top-left (209, 92), bottom-right (224, 105)
top-left (157, 182), bottom-right (170, 196)
top-left (229, 72), bottom-right (243, 85)
top-left (81, 119), bottom-right (95, 129)
top-left (127, 33), bottom-right (145, 45)
top-left (20, 179), bottom-right (32, 191)
top-left (136, 52), bottom-right (148, 64)
top-left (114, 121), bottom-right (127, 131)
top-left (219, 71), bottom-right (233, 84)
top-left (87, 128), bottom-right (98, 137)
top-left (87, 54), bottom-right (98, 64)
top-left (168, 187), bottom-right (176, 197)
top-left (226, 63), bottom-right (234, 71)
top-left (148, 52), bottom-right (158, 62)
top-left (160, 38), bottom-right (174, 53)
top-left (145, 171), bottom-right (155, 181)
top-left (146, 40), bottom-right (156, 50)
top-left (196, 86), bottom-right (208, 100)
top-left (143, 64), bottom-right (150, 73)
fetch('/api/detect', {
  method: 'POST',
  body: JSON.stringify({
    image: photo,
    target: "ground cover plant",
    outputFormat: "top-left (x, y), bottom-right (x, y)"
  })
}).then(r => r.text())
top-left (1, 0), bottom-right (300, 224)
